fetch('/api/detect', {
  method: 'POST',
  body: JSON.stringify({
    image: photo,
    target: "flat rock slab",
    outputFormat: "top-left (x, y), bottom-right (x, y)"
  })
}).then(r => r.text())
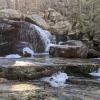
top-left (0, 57), bottom-right (100, 80)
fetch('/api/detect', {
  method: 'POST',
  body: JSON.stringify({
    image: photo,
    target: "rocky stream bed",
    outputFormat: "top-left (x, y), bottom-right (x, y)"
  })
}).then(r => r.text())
top-left (0, 56), bottom-right (100, 100)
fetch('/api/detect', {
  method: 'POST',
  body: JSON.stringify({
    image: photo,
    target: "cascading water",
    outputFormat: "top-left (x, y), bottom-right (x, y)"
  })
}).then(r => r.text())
top-left (17, 21), bottom-right (55, 53)
top-left (30, 24), bottom-right (55, 52)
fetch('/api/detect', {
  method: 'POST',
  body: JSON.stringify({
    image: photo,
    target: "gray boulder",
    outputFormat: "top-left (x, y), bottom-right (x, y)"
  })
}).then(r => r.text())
top-left (27, 14), bottom-right (50, 30)
top-left (49, 40), bottom-right (88, 58)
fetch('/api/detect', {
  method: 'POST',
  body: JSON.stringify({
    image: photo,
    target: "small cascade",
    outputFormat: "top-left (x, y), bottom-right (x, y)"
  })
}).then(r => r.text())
top-left (18, 22), bottom-right (55, 53)
top-left (30, 24), bottom-right (55, 52)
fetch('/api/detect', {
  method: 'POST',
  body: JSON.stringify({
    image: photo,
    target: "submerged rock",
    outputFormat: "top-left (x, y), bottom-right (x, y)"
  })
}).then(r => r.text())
top-left (0, 42), bottom-right (11, 56)
top-left (88, 49), bottom-right (100, 58)
top-left (49, 40), bottom-right (88, 58)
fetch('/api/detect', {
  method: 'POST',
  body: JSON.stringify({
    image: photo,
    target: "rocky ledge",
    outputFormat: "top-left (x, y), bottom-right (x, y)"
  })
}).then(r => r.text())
top-left (0, 57), bottom-right (100, 80)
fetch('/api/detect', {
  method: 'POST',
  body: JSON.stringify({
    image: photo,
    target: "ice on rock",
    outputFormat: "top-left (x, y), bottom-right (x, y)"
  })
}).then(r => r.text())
top-left (42, 72), bottom-right (68, 87)
top-left (5, 54), bottom-right (21, 58)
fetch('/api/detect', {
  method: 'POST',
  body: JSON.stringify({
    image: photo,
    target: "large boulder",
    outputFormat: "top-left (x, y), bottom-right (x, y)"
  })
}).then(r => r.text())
top-left (27, 14), bottom-right (50, 30)
top-left (0, 9), bottom-right (50, 30)
top-left (50, 21), bottom-right (72, 35)
top-left (49, 40), bottom-right (88, 58)
top-left (44, 8), bottom-right (72, 35)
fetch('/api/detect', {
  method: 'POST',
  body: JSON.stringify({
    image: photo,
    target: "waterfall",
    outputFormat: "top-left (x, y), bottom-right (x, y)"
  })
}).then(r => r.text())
top-left (30, 24), bottom-right (55, 53)
top-left (0, 21), bottom-right (55, 57)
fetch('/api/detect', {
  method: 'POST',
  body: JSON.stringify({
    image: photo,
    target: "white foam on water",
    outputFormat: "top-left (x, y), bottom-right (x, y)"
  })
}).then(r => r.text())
top-left (89, 68), bottom-right (100, 77)
top-left (41, 72), bottom-right (68, 87)
top-left (23, 47), bottom-right (34, 57)
top-left (5, 54), bottom-right (21, 59)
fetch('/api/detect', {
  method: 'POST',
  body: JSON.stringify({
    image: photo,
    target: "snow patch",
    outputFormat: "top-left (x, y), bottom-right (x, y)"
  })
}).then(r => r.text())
top-left (23, 47), bottom-right (34, 56)
top-left (89, 68), bottom-right (100, 77)
top-left (41, 72), bottom-right (68, 87)
top-left (5, 54), bottom-right (21, 59)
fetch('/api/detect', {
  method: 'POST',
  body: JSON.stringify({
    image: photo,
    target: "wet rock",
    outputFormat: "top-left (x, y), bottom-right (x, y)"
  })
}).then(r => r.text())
top-left (0, 42), bottom-right (12, 56)
top-left (11, 41), bottom-right (34, 56)
top-left (93, 39), bottom-right (100, 51)
top-left (0, 22), bottom-right (15, 33)
top-left (88, 49), bottom-right (100, 58)
top-left (23, 52), bottom-right (32, 57)
top-left (49, 40), bottom-right (88, 58)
